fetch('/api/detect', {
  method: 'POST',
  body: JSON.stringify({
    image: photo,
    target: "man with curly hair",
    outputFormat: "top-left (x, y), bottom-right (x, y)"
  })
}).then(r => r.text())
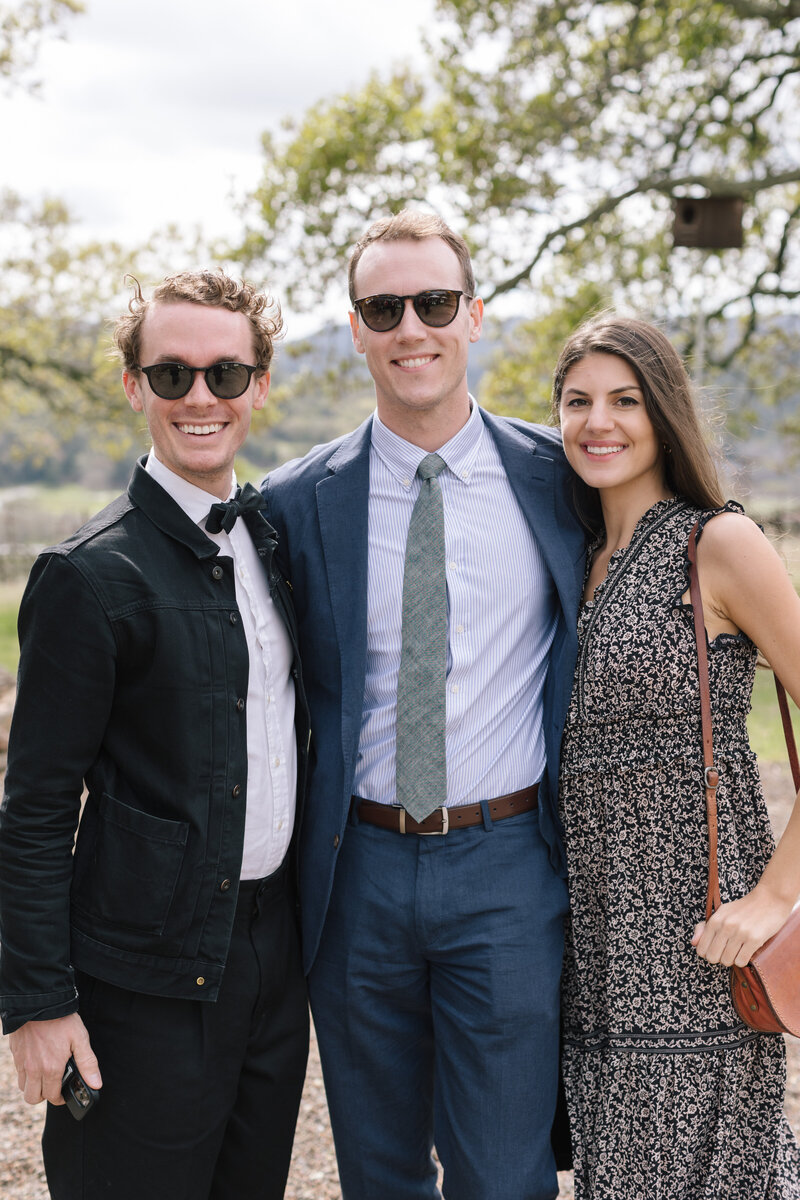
top-left (0, 270), bottom-right (310, 1199)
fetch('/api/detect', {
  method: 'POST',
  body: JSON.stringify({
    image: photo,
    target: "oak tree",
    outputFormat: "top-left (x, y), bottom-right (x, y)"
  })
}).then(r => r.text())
top-left (241, 0), bottom-right (800, 420)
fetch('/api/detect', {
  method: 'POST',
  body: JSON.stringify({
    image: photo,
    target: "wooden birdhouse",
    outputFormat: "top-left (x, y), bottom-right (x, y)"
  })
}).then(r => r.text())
top-left (672, 196), bottom-right (744, 249)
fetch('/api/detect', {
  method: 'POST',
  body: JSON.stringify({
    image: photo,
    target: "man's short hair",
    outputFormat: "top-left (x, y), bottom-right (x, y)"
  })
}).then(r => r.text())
top-left (113, 269), bottom-right (283, 375)
top-left (348, 211), bottom-right (476, 304)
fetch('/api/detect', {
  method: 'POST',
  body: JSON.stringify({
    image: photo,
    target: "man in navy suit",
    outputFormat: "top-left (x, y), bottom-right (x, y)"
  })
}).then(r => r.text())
top-left (264, 211), bottom-right (585, 1200)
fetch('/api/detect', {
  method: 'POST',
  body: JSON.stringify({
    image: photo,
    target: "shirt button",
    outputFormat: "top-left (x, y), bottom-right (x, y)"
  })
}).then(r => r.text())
top-left (196, 977), bottom-right (205, 986)
top-left (456, 625), bottom-right (464, 633)
top-left (273, 756), bottom-right (281, 768)
top-left (236, 698), bottom-right (245, 712)
top-left (211, 565), bottom-right (223, 581)
top-left (277, 819), bottom-right (284, 831)
top-left (219, 879), bottom-right (231, 892)
top-left (232, 784), bottom-right (242, 798)
top-left (449, 561), bottom-right (456, 569)
top-left (451, 684), bottom-right (459, 693)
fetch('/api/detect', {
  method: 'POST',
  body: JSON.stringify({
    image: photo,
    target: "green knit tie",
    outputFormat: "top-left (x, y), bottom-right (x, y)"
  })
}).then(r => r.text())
top-left (395, 453), bottom-right (448, 821)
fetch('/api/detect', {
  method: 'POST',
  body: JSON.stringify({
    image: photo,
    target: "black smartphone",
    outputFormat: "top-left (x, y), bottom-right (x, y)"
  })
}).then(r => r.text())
top-left (61, 1056), bottom-right (100, 1121)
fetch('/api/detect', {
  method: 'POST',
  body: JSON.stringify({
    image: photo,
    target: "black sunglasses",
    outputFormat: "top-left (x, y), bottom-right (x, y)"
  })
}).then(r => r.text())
top-left (353, 289), bottom-right (471, 332)
top-left (139, 362), bottom-right (259, 400)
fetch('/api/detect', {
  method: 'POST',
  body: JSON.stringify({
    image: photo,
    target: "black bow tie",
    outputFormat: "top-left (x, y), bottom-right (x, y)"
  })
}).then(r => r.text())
top-left (206, 483), bottom-right (266, 534)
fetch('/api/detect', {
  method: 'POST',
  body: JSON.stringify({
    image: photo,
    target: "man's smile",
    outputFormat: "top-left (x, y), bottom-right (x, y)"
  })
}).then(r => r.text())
top-left (176, 422), bottom-right (227, 436)
top-left (393, 355), bottom-right (437, 370)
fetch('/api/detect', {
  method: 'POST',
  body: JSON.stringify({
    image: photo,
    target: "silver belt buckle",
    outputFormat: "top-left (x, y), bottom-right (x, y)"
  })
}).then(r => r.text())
top-left (417, 806), bottom-right (449, 836)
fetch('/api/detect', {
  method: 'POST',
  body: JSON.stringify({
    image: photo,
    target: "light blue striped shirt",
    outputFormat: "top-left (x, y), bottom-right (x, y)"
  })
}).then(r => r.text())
top-left (352, 403), bottom-right (557, 806)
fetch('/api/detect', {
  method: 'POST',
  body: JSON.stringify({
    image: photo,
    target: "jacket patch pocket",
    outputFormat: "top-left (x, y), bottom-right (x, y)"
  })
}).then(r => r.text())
top-left (76, 794), bottom-right (189, 935)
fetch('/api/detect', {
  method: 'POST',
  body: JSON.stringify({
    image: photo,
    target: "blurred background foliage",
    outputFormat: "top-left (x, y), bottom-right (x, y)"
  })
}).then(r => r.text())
top-left (239, 0), bottom-right (800, 423)
top-left (1, 0), bottom-right (798, 487)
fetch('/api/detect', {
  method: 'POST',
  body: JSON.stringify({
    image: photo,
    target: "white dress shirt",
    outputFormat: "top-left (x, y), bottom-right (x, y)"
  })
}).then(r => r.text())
top-left (352, 403), bottom-right (557, 806)
top-left (145, 452), bottom-right (296, 877)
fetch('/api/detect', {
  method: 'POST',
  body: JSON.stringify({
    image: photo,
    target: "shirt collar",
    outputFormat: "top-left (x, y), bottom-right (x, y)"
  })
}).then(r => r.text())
top-left (371, 398), bottom-right (484, 488)
top-left (145, 450), bottom-right (237, 528)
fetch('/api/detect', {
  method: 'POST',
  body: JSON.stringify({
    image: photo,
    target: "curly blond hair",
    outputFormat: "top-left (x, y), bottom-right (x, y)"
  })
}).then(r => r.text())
top-left (113, 269), bottom-right (283, 375)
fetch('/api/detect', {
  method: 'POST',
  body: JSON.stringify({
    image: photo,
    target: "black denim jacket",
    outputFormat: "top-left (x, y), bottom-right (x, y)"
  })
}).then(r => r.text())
top-left (0, 459), bottom-right (310, 1033)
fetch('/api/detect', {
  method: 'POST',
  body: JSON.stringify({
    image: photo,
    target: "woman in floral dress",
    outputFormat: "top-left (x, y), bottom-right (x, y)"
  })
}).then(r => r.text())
top-left (553, 315), bottom-right (800, 1198)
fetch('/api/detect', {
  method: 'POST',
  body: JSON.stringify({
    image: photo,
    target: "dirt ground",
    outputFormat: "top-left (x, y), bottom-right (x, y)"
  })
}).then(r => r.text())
top-left (0, 717), bottom-right (798, 1198)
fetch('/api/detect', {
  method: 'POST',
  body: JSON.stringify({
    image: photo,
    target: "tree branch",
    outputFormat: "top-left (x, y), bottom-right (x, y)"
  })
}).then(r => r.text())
top-left (485, 168), bottom-right (800, 301)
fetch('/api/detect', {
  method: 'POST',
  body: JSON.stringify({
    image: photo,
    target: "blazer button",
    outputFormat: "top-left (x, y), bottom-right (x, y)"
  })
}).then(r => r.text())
top-left (333, 835), bottom-right (340, 848)
top-left (196, 977), bottom-right (205, 986)
top-left (232, 784), bottom-right (242, 798)
top-left (229, 612), bottom-right (238, 625)
top-left (211, 565), bottom-right (223, 581)
top-left (236, 697), bottom-right (245, 712)
top-left (220, 879), bottom-right (231, 892)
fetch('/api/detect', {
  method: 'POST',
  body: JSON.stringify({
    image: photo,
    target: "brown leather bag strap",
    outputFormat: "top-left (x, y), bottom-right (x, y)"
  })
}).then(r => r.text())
top-left (687, 521), bottom-right (721, 919)
top-left (688, 519), bottom-right (800, 923)
top-left (776, 678), bottom-right (800, 793)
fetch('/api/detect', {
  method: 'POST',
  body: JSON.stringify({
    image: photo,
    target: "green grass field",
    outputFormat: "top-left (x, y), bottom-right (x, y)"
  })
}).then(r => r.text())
top-left (31, 484), bottom-right (119, 517)
top-left (749, 665), bottom-right (800, 764)
top-left (0, 582), bottom-right (24, 675)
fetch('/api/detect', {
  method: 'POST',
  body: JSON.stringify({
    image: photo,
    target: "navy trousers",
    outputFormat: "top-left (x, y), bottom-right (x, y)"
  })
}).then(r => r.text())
top-left (309, 805), bottom-right (568, 1200)
top-left (42, 865), bottom-right (309, 1200)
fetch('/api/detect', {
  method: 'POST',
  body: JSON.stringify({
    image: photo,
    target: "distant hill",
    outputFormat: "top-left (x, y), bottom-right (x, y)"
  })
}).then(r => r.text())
top-left (0, 313), bottom-right (795, 505)
top-left (272, 320), bottom-right (499, 396)
top-left (257, 317), bottom-right (798, 512)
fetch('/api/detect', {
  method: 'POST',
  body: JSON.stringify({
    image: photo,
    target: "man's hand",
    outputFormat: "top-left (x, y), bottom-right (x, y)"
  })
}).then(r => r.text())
top-left (9, 1013), bottom-right (102, 1106)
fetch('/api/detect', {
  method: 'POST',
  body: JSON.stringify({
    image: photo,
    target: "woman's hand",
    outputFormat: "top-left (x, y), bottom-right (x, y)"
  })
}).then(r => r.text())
top-left (692, 886), bottom-right (797, 968)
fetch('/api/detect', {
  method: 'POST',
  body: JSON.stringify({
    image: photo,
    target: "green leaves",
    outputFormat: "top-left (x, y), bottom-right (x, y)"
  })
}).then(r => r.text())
top-left (0, 1), bottom-right (83, 90)
top-left (239, 0), bottom-right (800, 397)
top-left (237, 70), bottom-right (430, 307)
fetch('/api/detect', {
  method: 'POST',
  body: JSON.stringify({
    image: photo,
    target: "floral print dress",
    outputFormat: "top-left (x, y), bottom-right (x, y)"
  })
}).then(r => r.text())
top-left (560, 498), bottom-right (800, 1199)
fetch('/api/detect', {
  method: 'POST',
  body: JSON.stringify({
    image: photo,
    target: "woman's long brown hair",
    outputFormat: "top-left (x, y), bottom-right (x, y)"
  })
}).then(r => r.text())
top-left (552, 315), bottom-right (725, 533)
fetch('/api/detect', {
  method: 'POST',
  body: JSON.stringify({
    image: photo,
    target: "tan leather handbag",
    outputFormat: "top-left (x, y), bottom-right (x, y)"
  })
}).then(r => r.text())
top-left (688, 521), bottom-right (800, 1037)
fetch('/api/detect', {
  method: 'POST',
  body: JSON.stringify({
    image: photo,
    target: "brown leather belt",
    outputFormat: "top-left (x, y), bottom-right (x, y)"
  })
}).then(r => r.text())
top-left (350, 784), bottom-right (539, 836)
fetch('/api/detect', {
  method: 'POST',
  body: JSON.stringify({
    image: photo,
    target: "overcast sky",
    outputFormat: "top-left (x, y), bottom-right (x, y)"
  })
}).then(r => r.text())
top-left (3, 0), bottom-right (436, 325)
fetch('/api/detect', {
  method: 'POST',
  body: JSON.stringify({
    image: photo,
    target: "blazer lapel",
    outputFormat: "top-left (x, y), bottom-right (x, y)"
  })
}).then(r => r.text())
top-left (482, 410), bottom-right (584, 619)
top-left (315, 417), bottom-right (373, 769)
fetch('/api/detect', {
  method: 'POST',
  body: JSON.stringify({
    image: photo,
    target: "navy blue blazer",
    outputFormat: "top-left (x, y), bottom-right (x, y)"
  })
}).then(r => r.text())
top-left (265, 409), bottom-right (585, 973)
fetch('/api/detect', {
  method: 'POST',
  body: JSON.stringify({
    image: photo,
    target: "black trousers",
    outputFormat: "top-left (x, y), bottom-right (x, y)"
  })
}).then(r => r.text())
top-left (43, 866), bottom-right (309, 1200)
